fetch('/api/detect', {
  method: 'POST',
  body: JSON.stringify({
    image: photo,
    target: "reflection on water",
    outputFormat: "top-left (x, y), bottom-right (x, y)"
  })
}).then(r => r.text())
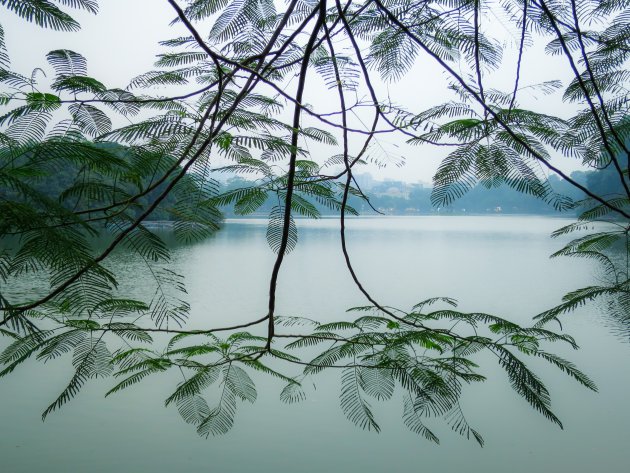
top-left (605, 243), bottom-right (630, 343)
top-left (595, 284), bottom-right (630, 343)
top-left (1, 216), bottom-right (629, 473)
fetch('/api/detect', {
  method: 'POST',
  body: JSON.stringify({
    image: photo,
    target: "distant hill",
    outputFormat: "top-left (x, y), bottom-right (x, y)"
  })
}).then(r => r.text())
top-left (217, 172), bottom-right (594, 217)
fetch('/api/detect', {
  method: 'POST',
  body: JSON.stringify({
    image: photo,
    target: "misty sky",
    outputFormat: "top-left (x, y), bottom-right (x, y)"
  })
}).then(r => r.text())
top-left (1, 0), bottom-right (587, 183)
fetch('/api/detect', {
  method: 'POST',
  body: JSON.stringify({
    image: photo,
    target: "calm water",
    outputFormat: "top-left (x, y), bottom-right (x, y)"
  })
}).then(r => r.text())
top-left (1, 216), bottom-right (629, 473)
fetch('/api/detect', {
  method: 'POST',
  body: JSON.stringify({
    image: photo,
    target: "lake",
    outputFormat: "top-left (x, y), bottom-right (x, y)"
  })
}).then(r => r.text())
top-left (1, 216), bottom-right (629, 472)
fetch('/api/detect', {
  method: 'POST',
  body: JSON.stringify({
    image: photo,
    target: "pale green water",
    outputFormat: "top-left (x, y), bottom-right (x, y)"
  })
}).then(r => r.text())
top-left (1, 216), bottom-right (629, 473)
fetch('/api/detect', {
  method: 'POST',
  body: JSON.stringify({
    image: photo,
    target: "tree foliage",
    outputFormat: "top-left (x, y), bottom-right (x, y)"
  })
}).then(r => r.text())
top-left (0, 0), bottom-right (628, 443)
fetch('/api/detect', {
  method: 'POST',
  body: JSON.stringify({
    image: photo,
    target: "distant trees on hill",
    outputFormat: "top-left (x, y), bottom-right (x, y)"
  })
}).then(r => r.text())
top-left (218, 171), bottom-right (596, 216)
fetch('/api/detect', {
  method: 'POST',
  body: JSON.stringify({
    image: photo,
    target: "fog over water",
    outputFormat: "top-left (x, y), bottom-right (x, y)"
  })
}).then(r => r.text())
top-left (1, 216), bottom-right (629, 473)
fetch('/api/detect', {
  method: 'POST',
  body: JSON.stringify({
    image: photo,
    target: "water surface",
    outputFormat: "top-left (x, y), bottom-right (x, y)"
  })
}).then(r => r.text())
top-left (1, 216), bottom-right (629, 473)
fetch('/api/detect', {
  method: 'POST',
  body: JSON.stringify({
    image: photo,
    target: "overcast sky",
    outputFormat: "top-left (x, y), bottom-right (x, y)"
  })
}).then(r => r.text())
top-left (1, 0), bottom-right (586, 183)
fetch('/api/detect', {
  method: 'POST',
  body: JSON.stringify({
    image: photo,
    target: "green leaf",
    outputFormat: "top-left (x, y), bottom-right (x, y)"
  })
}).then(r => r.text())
top-left (340, 367), bottom-right (380, 432)
top-left (65, 319), bottom-right (100, 330)
top-left (266, 205), bottom-right (297, 254)
top-left (3, 2), bottom-right (81, 31)
top-left (25, 92), bottom-right (61, 110)
top-left (216, 132), bottom-right (233, 150)
top-left (224, 365), bottom-right (256, 403)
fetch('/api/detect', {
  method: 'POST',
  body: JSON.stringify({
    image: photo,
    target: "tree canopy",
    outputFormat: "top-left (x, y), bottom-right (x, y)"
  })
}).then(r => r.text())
top-left (0, 0), bottom-right (628, 443)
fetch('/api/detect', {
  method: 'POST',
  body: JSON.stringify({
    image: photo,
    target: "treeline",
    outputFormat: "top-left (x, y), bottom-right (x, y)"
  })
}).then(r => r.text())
top-left (12, 140), bottom-right (625, 219)
top-left (218, 166), bottom-right (623, 217)
top-left (2, 141), bottom-right (182, 222)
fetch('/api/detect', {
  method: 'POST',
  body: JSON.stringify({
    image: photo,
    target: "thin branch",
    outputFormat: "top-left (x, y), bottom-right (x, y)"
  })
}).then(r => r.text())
top-left (266, 0), bottom-right (328, 350)
top-left (98, 314), bottom-right (270, 335)
top-left (333, 2), bottom-right (422, 331)
top-left (508, 0), bottom-right (528, 114)
top-left (473, 0), bottom-right (485, 106)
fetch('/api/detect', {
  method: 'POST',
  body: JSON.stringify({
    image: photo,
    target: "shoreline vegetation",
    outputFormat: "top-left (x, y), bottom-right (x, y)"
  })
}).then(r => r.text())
top-left (214, 169), bottom-right (607, 217)
top-left (11, 141), bottom-right (621, 221)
